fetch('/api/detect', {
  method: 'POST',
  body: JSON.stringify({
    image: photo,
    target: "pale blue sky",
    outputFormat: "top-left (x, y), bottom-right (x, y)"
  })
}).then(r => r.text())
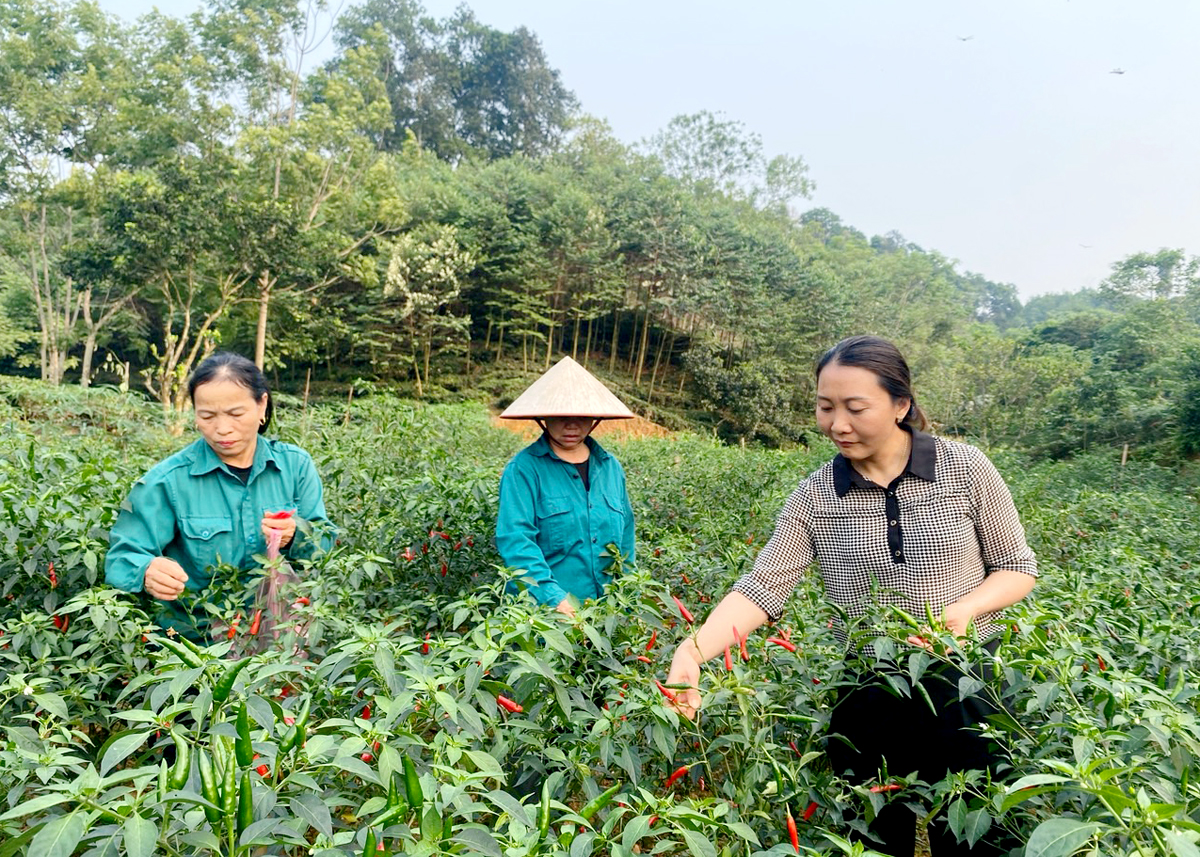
top-left (101, 0), bottom-right (1200, 301)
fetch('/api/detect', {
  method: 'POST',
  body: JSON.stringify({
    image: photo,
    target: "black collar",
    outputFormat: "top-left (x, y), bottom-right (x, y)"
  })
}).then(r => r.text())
top-left (833, 428), bottom-right (936, 497)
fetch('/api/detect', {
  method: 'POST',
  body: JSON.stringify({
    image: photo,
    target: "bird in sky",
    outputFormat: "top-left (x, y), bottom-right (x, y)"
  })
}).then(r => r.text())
top-left (1079, 243), bottom-right (1094, 249)
top-left (957, 35), bottom-right (974, 41)
top-left (1110, 68), bottom-right (1126, 75)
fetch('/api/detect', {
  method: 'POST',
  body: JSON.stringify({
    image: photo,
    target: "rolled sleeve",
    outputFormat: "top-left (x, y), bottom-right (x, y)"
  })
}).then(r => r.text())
top-left (969, 451), bottom-right (1038, 579)
top-left (496, 460), bottom-right (567, 607)
top-left (732, 483), bottom-right (816, 621)
top-left (105, 477), bottom-right (177, 593)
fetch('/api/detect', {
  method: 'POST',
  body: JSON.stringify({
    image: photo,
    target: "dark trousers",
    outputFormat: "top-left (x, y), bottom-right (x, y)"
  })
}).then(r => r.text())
top-left (826, 644), bottom-right (1021, 856)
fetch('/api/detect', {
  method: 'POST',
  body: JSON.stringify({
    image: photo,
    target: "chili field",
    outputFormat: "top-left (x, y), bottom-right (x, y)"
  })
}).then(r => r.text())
top-left (1, 379), bottom-right (1199, 857)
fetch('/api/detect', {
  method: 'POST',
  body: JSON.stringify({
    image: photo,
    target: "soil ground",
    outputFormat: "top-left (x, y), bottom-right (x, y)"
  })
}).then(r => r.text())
top-left (489, 414), bottom-right (675, 441)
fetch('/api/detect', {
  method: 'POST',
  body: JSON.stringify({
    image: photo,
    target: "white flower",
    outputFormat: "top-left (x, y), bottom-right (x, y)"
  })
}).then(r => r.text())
top-left (22, 686), bottom-right (33, 696)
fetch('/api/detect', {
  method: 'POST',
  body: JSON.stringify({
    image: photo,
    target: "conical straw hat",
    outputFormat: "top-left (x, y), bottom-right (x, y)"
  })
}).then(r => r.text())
top-left (500, 356), bottom-right (634, 420)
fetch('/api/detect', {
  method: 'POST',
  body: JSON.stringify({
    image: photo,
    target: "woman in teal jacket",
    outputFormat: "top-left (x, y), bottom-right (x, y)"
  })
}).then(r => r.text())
top-left (496, 357), bottom-right (636, 618)
top-left (105, 352), bottom-right (333, 639)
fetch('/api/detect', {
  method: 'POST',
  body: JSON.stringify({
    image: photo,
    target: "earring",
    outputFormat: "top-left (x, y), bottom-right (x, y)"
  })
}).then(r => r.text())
top-left (260, 416), bottom-right (267, 426)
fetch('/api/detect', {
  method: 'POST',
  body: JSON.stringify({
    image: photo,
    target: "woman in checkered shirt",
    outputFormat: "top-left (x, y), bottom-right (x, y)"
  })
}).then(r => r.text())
top-left (665, 335), bottom-right (1037, 856)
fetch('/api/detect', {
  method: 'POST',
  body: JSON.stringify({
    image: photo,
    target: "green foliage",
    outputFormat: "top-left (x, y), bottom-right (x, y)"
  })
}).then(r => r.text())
top-left (0, 385), bottom-right (1198, 855)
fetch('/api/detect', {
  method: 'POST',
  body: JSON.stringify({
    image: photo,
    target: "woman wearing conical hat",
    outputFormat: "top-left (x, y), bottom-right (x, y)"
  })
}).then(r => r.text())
top-left (496, 357), bottom-right (637, 618)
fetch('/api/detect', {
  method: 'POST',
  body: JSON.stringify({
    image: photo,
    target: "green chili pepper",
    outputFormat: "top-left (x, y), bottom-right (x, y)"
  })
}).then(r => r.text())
top-left (212, 657), bottom-right (252, 705)
top-left (368, 804), bottom-right (405, 829)
top-left (237, 770), bottom-right (254, 839)
top-left (363, 827), bottom-right (377, 857)
top-left (537, 778), bottom-right (552, 839)
top-left (168, 730), bottom-right (191, 790)
top-left (386, 772), bottom-right (401, 809)
top-left (197, 749), bottom-right (221, 824)
top-left (278, 725), bottom-right (298, 754)
top-left (157, 759), bottom-right (168, 803)
top-left (289, 696), bottom-right (312, 748)
top-left (157, 636), bottom-right (204, 669)
top-left (222, 743), bottom-right (238, 845)
top-left (403, 755), bottom-right (423, 810)
top-left (235, 702), bottom-right (253, 768)
top-left (441, 814), bottom-right (453, 841)
top-left (579, 782), bottom-right (622, 821)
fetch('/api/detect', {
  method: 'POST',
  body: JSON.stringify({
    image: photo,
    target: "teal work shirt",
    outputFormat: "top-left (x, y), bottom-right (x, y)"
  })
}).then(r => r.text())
top-left (496, 434), bottom-right (636, 607)
top-left (104, 436), bottom-right (332, 637)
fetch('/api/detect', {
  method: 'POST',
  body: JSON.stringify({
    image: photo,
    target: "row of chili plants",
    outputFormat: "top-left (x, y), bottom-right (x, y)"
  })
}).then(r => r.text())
top-left (0, 379), bottom-right (1199, 856)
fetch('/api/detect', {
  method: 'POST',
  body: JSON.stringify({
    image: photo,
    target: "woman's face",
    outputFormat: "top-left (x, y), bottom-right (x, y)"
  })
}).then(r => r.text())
top-left (543, 416), bottom-right (597, 452)
top-left (193, 376), bottom-right (268, 467)
top-left (815, 362), bottom-right (909, 462)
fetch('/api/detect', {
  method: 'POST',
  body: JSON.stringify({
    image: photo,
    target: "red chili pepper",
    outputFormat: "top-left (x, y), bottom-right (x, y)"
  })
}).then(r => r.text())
top-left (653, 679), bottom-right (677, 702)
top-left (680, 573), bottom-right (690, 584)
top-left (672, 595), bottom-right (695, 624)
top-left (869, 783), bottom-right (903, 793)
top-left (802, 801), bottom-right (817, 821)
top-left (421, 632), bottom-right (431, 655)
top-left (249, 609), bottom-right (262, 637)
top-left (786, 809), bottom-right (800, 853)
top-left (467, 537), bottom-right (474, 547)
top-left (734, 626), bottom-right (749, 662)
top-left (767, 637), bottom-right (797, 653)
top-left (361, 752), bottom-right (374, 763)
top-left (440, 561), bottom-right (448, 577)
top-left (637, 655), bottom-right (653, 664)
top-left (361, 704), bottom-right (371, 720)
top-left (226, 615), bottom-right (240, 639)
top-left (789, 740), bottom-right (801, 758)
top-left (497, 695), bottom-right (523, 714)
top-left (648, 815), bottom-right (658, 827)
top-left (255, 763), bottom-right (270, 777)
top-left (646, 630), bottom-right (657, 651)
top-left (402, 547), bottom-right (415, 562)
top-left (724, 645), bottom-right (733, 671)
top-left (812, 678), bottom-right (821, 685)
top-left (48, 562), bottom-right (57, 589)
top-left (663, 765), bottom-right (690, 789)
top-left (265, 509), bottom-right (295, 519)
top-left (53, 615), bottom-right (68, 632)
top-left (1097, 655), bottom-right (1107, 671)
top-left (283, 715), bottom-right (295, 726)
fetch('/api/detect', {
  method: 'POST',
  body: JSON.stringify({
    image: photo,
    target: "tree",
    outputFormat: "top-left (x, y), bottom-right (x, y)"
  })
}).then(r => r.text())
top-left (1101, 248), bottom-right (1198, 303)
top-left (335, 0), bottom-right (576, 161)
top-left (644, 111), bottom-right (812, 209)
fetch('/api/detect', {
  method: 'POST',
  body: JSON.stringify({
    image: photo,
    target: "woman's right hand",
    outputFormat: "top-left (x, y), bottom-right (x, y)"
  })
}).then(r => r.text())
top-left (143, 557), bottom-right (188, 600)
top-left (666, 640), bottom-right (704, 720)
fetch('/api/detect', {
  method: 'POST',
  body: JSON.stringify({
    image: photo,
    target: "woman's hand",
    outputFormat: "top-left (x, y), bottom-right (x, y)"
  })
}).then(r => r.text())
top-left (666, 640), bottom-right (704, 720)
top-left (262, 513), bottom-right (297, 548)
top-left (144, 556), bottom-right (188, 600)
top-left (554, 598), bottom-right (577, 619)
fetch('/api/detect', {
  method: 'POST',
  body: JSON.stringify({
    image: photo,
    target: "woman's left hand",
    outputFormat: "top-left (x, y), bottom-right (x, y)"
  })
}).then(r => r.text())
top-left (262, 513), bottom-right (297, 548)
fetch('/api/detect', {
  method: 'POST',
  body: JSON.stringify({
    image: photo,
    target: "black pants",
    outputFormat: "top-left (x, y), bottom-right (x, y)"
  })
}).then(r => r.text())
top-left (826, 643), bottom-right (1021, 856)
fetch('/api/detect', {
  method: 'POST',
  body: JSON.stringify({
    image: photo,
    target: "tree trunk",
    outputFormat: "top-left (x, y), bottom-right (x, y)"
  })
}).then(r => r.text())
top-left (584, 316), bottom-right (594, 367)
top-left (609, 308), bottom-right (620, 373)
top-left (544, 321), bottom-right (554, 369)
top-left (634, 303), bottom-right (652, 387)
top-left (255, 271), bottom-right (272, 369)
top-left (648, 327), bottom-right (670, 401)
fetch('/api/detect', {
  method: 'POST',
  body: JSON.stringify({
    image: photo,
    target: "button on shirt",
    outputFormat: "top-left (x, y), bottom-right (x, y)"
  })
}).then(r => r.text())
top-left (733, 430), bottom-right (1037, 642)
top-left (496, 434), bottom-right (636, 608)
top-left (105, 436), bottom-right (333, 636)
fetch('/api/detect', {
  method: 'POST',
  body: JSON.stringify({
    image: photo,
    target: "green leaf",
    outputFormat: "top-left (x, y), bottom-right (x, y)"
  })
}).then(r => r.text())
top-left (962, 808), bottom-right (992, 847)
top-left (29, 812), bottom-right (87, 857)
top-left (486, 789), bottom-right (532, 828)
top-left (682, 829), bottom-right (718, 857)
top-left (0, 791), bottom-right (73, 821)
top-left (1165, 830), bottom-right (1200, 857)
top-left (621, 815), bottom-right (652, 851)
top-left (122, 812), bottom-right (157, 857)
top-left (100, 729), bottom-right (153, 776)
top-left (290, 793), bottom-right (333, 839)
top-left (724, 821), bottom-right (760, 845)
top-left (453, 826), bottom-right (502, 857)
top-left (1024, 818), bottom-right (1102, 857)
top-left (31, 691), bottom-right (68, 720)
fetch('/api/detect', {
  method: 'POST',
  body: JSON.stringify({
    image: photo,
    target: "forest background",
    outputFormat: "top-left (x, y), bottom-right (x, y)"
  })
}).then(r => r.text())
top-left (1, 0), bottom-right (1198, 460)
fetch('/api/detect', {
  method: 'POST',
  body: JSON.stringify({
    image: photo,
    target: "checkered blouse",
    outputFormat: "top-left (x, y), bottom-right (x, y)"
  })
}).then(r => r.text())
top-left (733, 430), bottom-right (1037, 642)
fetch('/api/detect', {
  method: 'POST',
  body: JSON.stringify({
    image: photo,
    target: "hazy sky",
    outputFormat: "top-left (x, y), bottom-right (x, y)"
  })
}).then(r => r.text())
top-left (103, 0), bottom-right (1200, 301)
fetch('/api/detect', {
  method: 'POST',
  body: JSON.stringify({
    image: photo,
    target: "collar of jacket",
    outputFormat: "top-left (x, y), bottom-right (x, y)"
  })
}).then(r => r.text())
top-left (186, 435), bottom-right (280, 479)
top-left (529, 432), bottom-right (611, 463)
top-left (832, 427), bottom-right (936, 497)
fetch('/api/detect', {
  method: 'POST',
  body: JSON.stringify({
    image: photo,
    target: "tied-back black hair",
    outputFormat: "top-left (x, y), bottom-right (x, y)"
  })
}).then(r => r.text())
top-left (187, 352), bottom-right (274, 434)
top-left (815, 335), bottom-right (929, 431)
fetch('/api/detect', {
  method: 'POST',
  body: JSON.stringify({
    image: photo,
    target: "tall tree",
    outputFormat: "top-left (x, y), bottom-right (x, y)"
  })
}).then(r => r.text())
top-left (335, 0), bottom-right (576, 161)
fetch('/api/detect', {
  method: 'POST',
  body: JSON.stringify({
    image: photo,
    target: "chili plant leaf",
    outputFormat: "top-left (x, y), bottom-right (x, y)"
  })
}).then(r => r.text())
top-left (1024, 819), bottom-right (1103, 857)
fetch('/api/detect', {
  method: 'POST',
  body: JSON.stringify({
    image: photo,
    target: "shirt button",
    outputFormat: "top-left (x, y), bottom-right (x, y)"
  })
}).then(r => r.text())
top-left (894, 550), bottom-right (902, 557)
top-left (889, 520), bottom-right (897, 526)
top-left (592, 537), bottom-right (598, 543)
